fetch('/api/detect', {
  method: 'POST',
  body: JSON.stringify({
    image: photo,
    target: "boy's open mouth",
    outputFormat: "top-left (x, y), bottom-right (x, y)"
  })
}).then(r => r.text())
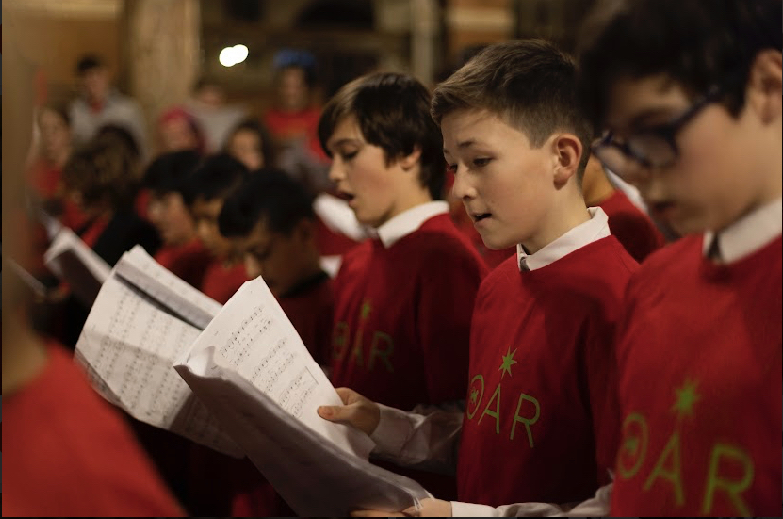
top-left (472, 212), bottom-right (492, 223)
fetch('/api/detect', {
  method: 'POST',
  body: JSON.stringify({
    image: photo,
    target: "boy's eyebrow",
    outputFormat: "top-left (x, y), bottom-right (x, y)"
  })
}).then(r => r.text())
top-left (457, 139), bottom-right (479, 150)
top-left (442, 139), bottom-right (481, 155)
top-left (327, 137), bottom-right (362, 149)
top-left (625, 106), bottom-right (682, 130)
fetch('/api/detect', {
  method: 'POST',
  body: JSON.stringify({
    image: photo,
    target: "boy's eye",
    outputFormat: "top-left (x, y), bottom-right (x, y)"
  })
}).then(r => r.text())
top-left (253, 247), bottom-right (271, 261)
top-left (472, 157), bottom-right (491, 168)
top-left (340, 150), bottom-right (358, 161)
top-left (446, 163), bottom-right (458, 174)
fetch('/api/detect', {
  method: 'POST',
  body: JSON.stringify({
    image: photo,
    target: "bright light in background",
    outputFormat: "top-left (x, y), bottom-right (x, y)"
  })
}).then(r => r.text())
top-left (219, 44), bottom-right (249, 67)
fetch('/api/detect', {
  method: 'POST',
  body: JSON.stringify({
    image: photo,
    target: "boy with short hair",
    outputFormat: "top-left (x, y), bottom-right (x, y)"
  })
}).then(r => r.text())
top-left (319, 40), bottom-right (638, 516)
top-left (216, 170), bottom-right (336, 517)
top-left (577, 0), bottom-right (781, 515)
top-left (318, 71), bottom-right (487, 496)
top-left (219, 170), bottom-right (334, 365)
top-left (143, 150), bottom-right (213, 288)
top-left (182, 152), bottom-right (249, 304)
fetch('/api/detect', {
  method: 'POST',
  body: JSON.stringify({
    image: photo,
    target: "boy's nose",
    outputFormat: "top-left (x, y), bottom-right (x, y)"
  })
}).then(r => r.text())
top-left (244, 254), bottom-right (263, 280)
top-left (451, 168), bottom-right (477, 201)
top-left (328, 157), bottom-right (346, 183)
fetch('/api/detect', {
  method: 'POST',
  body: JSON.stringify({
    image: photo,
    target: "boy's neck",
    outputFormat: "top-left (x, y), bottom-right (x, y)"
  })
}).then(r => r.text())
top-left (380, 186), bottom-right (434, 228)
top-left (582, 170), bottom-right (616, 207)
top-left (522, 192), bottom-right (592, 255)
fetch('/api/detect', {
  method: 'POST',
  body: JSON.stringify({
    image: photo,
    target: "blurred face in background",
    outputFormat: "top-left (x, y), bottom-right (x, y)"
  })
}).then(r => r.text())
top-left (38, 108), bottom-right (72, 165)
top-left (278, 67), bottom-right (309, 112)
top-left (147, 191), bottom-right (196, 247)
top-left (190, 197), bottom-right (240, 261)
top-left (80, 67), bottom-right (110, 105)
top-left (236, 219), bottom-right (311, 298)
top-left (159, 115), bottom-right (200, 153)
top-left (227, 129), bottom-right (265, 170)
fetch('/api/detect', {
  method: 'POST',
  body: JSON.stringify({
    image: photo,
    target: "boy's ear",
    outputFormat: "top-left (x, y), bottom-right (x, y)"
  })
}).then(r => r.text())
top-left (551, 134), bottom-right (583, 186)
top-left (397, 147), bottom-right (422, 171)
top-left (747, 50), bottom-right (782, 124)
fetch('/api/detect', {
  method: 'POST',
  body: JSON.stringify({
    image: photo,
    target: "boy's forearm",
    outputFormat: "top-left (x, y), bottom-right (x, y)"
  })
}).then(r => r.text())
top-left (369, 403), bottom-right (463, 475)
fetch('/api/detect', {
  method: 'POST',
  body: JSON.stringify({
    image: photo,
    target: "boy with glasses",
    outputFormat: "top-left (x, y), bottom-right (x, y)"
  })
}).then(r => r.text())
top-left (579, 0), bottom-right (781, 515)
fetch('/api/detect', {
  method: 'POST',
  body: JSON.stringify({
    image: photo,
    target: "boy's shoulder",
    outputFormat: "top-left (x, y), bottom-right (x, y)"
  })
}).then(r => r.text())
top-left (629, 234), bottom-right (701, 286)
top-left (479, 236), bottom-right (637, 303)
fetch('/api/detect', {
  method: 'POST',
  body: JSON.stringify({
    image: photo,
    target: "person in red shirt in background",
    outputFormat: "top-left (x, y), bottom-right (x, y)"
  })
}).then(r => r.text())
top-left (3, 27), bottom-right (183, 514)
top-left (182, 153), bottom-right (250, 304)
top-left (582, 154), bottom-right (665, 262)
top-left (320, 40), bottom-right (638, 516)
top-left (24, 103), bottom-right (88, 280)
top-left (318, 71), bottom-right (487, 500)
top-left (204, 170), bottom-right (336, 517)
top-left (143, 150), bottom-right (213, 288)
top-left (578, 0), bottom-right (781, 515)
top-left (265, 51), bottom-right (333, 195)
top-left (220, 170), bottom-right (334, 366)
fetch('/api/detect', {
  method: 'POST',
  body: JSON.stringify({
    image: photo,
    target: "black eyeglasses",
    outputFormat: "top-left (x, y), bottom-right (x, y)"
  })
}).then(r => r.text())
top-left (592, 85), bottom-right (724, 180)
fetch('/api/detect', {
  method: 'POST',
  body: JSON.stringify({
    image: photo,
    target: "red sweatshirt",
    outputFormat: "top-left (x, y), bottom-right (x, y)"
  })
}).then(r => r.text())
top-left (330, 213), bottom-right (486, 409)
top-left (597, 190), bottom-right (665, 263)
top-left (457, 235), bottom-right (637, 507)
top-left (611, 235), bottom-right (782, 517)
top-left (201, 261), bottom-right (247, 304)
top-left (154, 239), bottom-right (214, 289)
top-left (3, 342), bottom-right (184, 516)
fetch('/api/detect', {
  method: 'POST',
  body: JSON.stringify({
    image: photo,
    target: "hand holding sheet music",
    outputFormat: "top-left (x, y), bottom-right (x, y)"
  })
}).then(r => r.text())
top-left (175, 277), bottom-right (432, 516)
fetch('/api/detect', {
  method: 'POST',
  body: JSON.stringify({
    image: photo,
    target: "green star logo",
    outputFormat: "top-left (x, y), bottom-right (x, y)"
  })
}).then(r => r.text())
top-left (671, 379), bottom-right (701, 419)
top-left (498, 347), bottom-right (517, 378)
top-left (360, 299), bottom-right (372, 320)
top-left (469, 387), bottom-right (479, 405)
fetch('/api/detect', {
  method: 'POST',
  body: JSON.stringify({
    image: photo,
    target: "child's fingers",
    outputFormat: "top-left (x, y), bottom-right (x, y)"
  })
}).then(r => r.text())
top-left (334, 386), bottom-right (356, 404)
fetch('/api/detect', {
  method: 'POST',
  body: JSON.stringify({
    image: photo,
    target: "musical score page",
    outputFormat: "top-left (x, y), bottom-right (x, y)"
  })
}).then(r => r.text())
top-left (175, 276), bottom-right (430, 516)
top-left (75, 253), bottom-right (242, 457)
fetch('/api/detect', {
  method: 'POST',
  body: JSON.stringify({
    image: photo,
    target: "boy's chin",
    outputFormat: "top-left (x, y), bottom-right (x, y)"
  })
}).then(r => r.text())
top-left (480, 233), bottom-right (516, 251)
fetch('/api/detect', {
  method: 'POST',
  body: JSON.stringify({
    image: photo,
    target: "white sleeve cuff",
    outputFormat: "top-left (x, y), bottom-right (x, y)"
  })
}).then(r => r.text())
top-left (450, 501), bottom-right (500, 517)
top-left (369, 403), bottom-right (415, 457)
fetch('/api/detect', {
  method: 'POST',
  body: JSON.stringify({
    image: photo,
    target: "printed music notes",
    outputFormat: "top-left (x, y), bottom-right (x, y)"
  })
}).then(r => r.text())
top-left (75, 247), bottom-right (242, 457)
top-left (175, 276), bottom-right (430, 517)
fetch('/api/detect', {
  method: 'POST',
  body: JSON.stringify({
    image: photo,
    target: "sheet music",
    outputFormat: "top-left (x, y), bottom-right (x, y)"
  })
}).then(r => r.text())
top-left (314, 192), bottom-right (368, 241)
top-left (180, 278), bottom-right (372, 453)
top-left (75, 260), bottom-right (242, 458)
top-left (43, 229), bottom-right (111, 306)
top-left (175, 276), bottom-right (431, 515)
top-left (114, 246), bottom-right (222, 329)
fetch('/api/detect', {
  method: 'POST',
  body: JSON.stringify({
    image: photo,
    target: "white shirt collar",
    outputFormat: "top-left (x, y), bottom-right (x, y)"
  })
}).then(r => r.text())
top-left (373, 201), bottom-right (449, 248)
top-left (516, 207), bottom-right (611, 271)
top-left (703, 198), bottom-right (782, 264)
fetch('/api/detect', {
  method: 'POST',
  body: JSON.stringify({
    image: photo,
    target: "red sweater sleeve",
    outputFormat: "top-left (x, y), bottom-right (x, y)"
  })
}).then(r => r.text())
top-left (3, 343), bottom-right (184, 517)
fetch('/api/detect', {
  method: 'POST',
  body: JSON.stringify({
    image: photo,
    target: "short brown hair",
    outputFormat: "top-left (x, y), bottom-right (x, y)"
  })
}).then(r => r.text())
top-left (62, 132), bottom-right (140, 210)
top-left (318, 71), bottom-right (446, 199)
top-left (432, 39), bottom-right (593, 173)
top-left (578, 0), bottom-right (782, 131)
